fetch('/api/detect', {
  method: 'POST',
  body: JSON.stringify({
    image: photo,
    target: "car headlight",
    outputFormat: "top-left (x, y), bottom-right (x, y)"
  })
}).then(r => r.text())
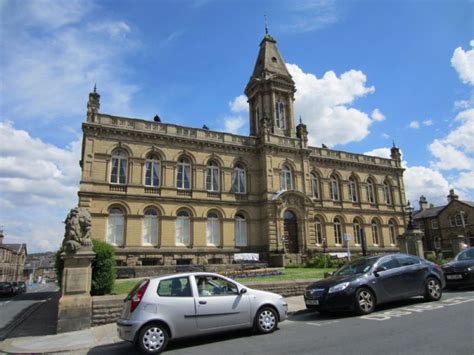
top-left (328, 282), bottom-right (350, 294)
top-left (467, 266), bottom-right (474, 272)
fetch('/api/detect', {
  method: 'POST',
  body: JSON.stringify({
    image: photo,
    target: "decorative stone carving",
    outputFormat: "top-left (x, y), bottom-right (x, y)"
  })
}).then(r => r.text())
top-left (62, 207), bottom-right (92, 253)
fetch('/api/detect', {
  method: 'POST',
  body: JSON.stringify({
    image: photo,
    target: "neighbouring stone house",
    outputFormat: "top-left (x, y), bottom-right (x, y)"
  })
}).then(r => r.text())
top-left (0, 229), bottom-right (27, 282)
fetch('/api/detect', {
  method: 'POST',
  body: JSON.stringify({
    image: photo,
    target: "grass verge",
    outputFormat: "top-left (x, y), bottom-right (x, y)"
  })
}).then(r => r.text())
top-left (112, 267), bottom-right (335, 295)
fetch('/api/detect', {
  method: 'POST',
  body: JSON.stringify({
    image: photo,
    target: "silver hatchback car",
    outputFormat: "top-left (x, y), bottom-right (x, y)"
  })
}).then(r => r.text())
top-left (117, 272), bottom-right (288, 353)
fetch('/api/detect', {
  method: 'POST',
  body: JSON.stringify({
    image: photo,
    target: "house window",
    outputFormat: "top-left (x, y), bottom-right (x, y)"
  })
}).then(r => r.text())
top-left (353, 219), bottom-right (362, 245)
top-left (107, 207), bottom-right (124, 246)
top-left (206, 212), bottom-right (220, 246)
top-left (232, 164), bottom-right (246, 193)
top-left (431, 219), bottom-right (439, 229)
top-left (383, 180), bottom-right (392, 205)
top-left (275, 98), bottom-right (285, 129)
top-left (371, 219), bottom-right (380, 245)
top-left (143, 208), bottom-right (158, 246)
top-left (330, 174), bottom-right (340, 201)
top-left (235, 214), bottom-right (247, 246)
top-left (334, 217), bottom-right (342, 244)
top-left (206, 161), bottom-right (220, 192)
top-left (110, 149), bottom-right (128, 184)
top-left (177, 157), bottom-right (191, 189)
top-left (349, 177), bottom-right (358, 202)
top-left (389, 220), bottom-right (397, 245)
top-left (145, 154), bottom-right (160, 187)
top-left (315, 217), bottom-right (323, 245)
top-left (367, 179), bottom-right (376, 204)
top-left (281, 165), bottom-right (293, 191)
top-left (311, 173), bottom-right (320, 199)
top-left (176, 210), bottom-right (190, 246)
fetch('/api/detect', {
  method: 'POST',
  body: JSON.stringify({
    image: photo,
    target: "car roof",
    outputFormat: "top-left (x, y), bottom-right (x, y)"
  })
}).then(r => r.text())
top-left (147, 272), bottom-right (225, 281)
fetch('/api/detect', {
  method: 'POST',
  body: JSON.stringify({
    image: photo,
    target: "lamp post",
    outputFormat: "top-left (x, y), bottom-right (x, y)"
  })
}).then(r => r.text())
top-left (406, 201), bottom-right (415, 230)
top-left (460, 210), bottom-right (468, 247)
top-left (322, 237), bottom-right (327, 268)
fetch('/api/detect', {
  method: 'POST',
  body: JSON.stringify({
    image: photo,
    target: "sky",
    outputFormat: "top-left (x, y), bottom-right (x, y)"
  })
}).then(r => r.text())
top-left (0, 0), bottom-right (473, 253)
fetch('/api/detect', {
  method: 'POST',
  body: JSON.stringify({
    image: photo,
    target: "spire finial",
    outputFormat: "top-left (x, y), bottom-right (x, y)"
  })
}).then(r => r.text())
top-left (392, 139), bottom-right (396, 148)
top-left (299, 115), bottom-right (302, 124)
top-left (93, 83), bottom-right (97, 93)
top-left (264, 15), bottom-right (269, 35)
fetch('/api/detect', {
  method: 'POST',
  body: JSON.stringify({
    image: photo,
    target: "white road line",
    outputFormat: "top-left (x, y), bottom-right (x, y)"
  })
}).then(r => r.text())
top-left (306, 320), bottom-right (339, 326)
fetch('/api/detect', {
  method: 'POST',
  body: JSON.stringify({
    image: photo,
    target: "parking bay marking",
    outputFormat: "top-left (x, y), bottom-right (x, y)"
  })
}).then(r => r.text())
top-left (359, 297), bottom-right (474, 321)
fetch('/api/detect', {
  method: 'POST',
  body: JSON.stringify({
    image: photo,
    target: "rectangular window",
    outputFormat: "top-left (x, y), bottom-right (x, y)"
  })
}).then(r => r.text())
top-left (235, 219), bottom-right (247, 246)
top-left (431, 219), bottom-right (439, 229)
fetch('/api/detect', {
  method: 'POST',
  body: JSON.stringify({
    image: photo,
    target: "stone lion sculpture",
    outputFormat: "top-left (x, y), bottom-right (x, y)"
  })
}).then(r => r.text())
top-left (63, 207), bottom-right (92, 253)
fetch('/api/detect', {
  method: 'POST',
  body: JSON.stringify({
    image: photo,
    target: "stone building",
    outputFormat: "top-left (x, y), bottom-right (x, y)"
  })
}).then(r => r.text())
top-left (413, 189), bottom-right (473, 257)
top-left (0, 229), bottom-right (27, 281)
top-left (78, 33), bottom-right (407, 266)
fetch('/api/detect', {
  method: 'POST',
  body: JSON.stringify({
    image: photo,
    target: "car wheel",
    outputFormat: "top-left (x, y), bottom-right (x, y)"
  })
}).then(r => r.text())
top-left (137, 323), bottom-right (169, 354)
top-left (354, 288), bottom-right (375, 315)
top-left (424, 277), bottom-right (442, 301)
top-left (254, 307), bottom-right (278, 334)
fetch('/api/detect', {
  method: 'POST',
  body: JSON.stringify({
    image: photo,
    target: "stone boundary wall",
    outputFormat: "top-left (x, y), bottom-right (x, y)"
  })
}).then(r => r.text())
top-left (91, 280), bottom-right (312, 326)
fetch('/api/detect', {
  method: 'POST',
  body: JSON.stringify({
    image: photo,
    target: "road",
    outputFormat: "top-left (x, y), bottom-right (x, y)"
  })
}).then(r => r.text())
top-left (88, 289), bottom-right (474, 355)
top-left (0, 283), bottom-right (59, 340)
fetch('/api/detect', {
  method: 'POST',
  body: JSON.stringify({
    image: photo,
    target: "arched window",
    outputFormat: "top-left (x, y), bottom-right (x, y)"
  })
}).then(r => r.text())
top-left (311, 173), bottom-right (320, 199)
top-left (389, 220), bottom-right (397, 245)
top-left (349, 177), bottom-right (358, 203)
top-left (232, 164), bottom-right (246, 193)
top-left (177, 157), bottom-right (191, 189)
top-left (235, 214), bottom-right (247, 247)
top-left (206, 160), bottom-right (219, 192)
top-left (333, 217), bottom-right (342, 244)
top-left (145, 154), bottom-right (160, 187)
top-left (275, 98), bottom-right (285, 129)
top-left (330, 174), bottom-right (340, 201)
top-left (371, 219), bottom-right (380, 245)
top-left (107, 207), bottom-right (124, 246)
top-left (206, 212), bottom-right (220, 246)
top-left (143, 208), bottom-right (158, 246)
top-left (314, 216), bottom-right (323, 245)
top-left (176, 210), bottom-right (190, 246)
top-left (353, 218), bottom-right (363, 245)
top-left (383, 180), bottom-right (392, 205)
top-left (281, 165), bottom-right (293, 191)
top-left (367, 178), bottom-right (376, 204)
top-left (110, 149), bottom-right (128, 184)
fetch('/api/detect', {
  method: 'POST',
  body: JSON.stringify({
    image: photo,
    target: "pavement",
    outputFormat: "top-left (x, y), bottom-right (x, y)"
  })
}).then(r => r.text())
top-left (0, 295), bottom-right (306, 354)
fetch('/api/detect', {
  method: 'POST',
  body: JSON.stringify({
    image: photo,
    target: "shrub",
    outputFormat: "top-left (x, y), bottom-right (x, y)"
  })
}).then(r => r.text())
top-left (305, 254), bottom-right (347, 269)
top-left (91, 240), bottom-right (116, 295)
top-left (425, 254), bottom-right (450, 265)
top-left (54, 247), bottom-right (64, 288)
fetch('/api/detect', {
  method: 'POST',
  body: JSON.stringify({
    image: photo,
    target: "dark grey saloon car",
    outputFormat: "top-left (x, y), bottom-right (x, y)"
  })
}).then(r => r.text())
top-left (304, 253), bottom-right (445, 315)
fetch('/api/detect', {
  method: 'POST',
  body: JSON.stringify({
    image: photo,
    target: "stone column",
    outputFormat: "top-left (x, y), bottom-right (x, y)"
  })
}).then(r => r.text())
top-left (57, 247), bottom-right (95, 333)
top-left (397, 229), bottom-right (424, 257)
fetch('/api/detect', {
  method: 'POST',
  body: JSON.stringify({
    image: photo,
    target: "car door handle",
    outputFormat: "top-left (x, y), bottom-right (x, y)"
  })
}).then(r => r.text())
top-left (199, 300), bottom-right (207, 305)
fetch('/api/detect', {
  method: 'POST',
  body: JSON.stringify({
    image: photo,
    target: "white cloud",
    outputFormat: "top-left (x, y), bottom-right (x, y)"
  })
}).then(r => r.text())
top-left (287, 63), bottom-right (376, 146)
top-left (409, 121), bottom-right (420, 129)
top-left (404, 166), bottom-right (451, 207)
top-left (229, 95), bottom-right (248, 113)
top-left (422, 119), bottom-right (433, 126)
top-left (382, 133), bottom-right (390, 139)
top-left (0, 0), bottom-right (139, 128)
top-left (0, 122), bottom-right (81, 252)
top-left (364, 148), bottom-right (391, 159)
top-left (429, 140), bottom-right (473, 171)
top-left (281, 0), bottom-right (339, 33)
top-left (223, 115), bottom-right (246, 134)
top-left (451, 42), bottom-right (474, 85)
top-left (371, 108), bottom-right (385, 122)
top-left (443, 109), bottom-right (474, 152)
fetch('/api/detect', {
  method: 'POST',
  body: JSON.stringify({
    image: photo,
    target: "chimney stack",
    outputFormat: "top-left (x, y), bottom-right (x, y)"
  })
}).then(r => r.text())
top-left (447, 189), bottom-right (459, 202)
top-left (419, 195), bottom-right (428, 211)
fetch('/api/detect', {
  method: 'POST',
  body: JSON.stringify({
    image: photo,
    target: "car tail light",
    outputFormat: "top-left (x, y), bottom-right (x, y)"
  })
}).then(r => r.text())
top-left (130, 279), bottom-right (150, 313)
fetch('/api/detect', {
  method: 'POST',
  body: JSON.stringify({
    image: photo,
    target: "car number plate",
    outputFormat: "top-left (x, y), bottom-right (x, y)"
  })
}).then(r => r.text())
top-left (306, 299), bottom-right (319, 305)
top-left (447, 274), bottom-right (462, 280)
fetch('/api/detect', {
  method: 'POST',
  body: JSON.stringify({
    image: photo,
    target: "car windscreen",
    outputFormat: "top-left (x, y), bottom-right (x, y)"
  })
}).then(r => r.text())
top-left (334, 258), bottom-right (377, 276)
top-left (456, 248), bottom-right (474, 261)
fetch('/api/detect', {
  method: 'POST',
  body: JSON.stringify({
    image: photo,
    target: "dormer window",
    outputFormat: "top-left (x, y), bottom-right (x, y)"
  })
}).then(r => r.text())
top-left (275, 98), bottom-right (285, 129)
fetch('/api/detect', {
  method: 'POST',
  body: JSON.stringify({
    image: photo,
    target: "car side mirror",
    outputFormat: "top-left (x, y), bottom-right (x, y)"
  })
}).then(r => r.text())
top-left (239, 288), bottom-right (247, 295)
top-left (373, 267), bottom-right (384, 277)
top-left (324, 272), bottom-right (334, 278)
